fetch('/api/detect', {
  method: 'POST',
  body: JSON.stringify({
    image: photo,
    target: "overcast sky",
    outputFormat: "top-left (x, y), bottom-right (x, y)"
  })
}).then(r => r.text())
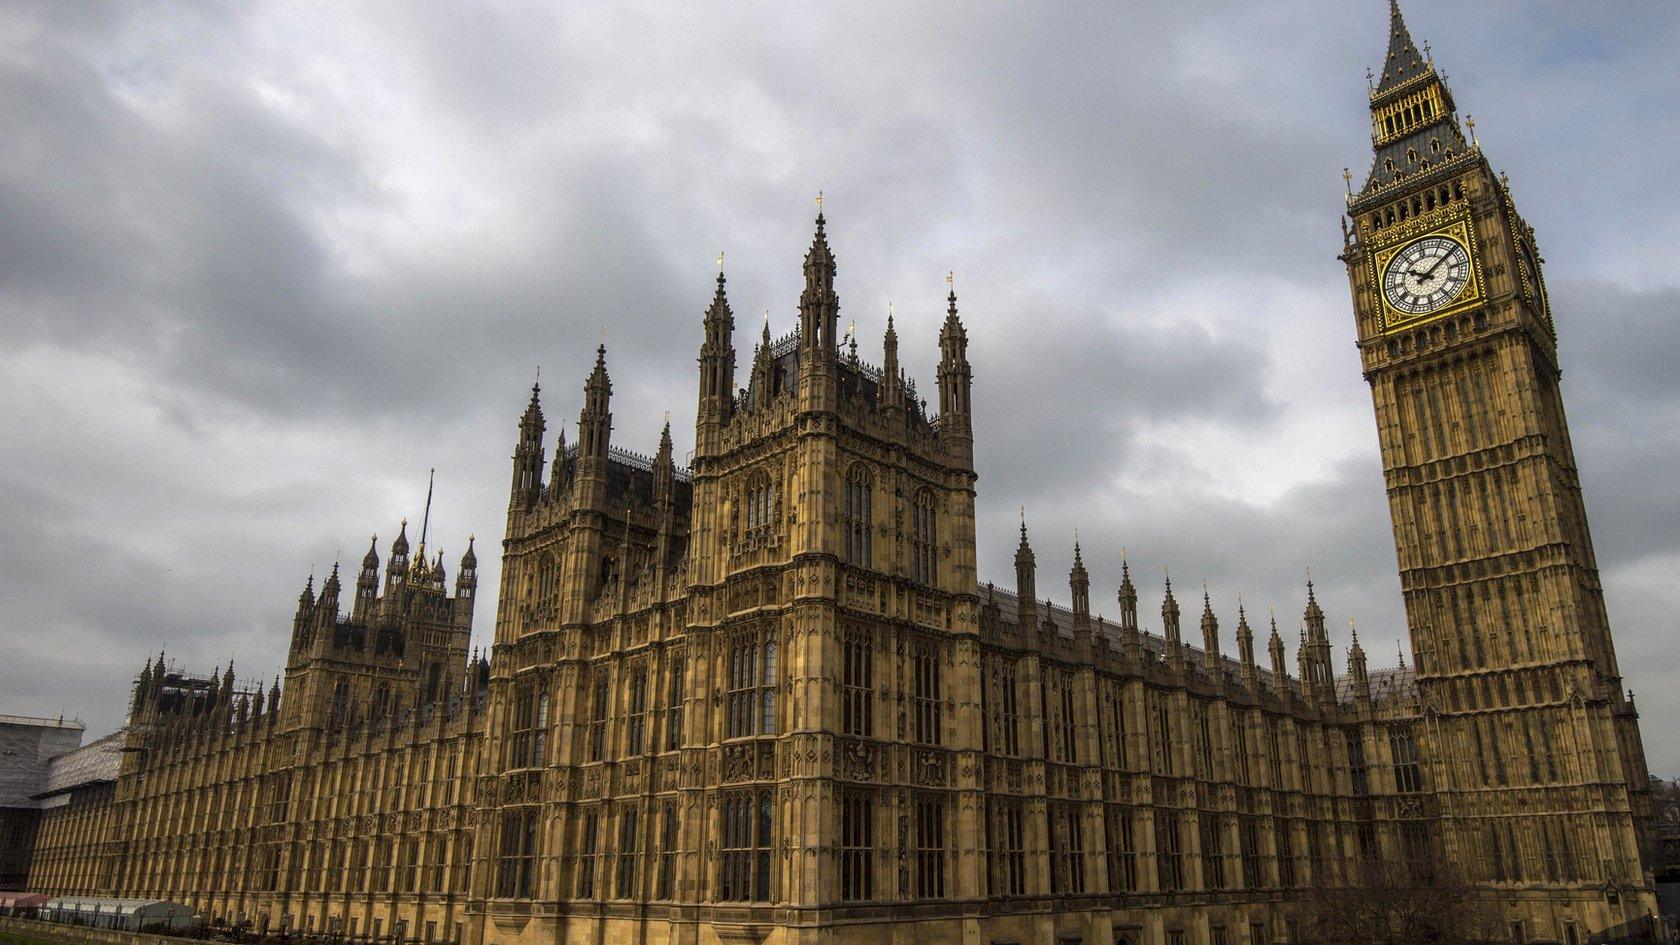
top-left (2, 1), bottom-right (1678, 773)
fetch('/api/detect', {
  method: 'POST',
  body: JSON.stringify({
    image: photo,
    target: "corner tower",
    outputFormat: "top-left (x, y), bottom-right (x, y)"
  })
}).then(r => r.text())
top-left (1344, 1), bottom-right (1654, 926)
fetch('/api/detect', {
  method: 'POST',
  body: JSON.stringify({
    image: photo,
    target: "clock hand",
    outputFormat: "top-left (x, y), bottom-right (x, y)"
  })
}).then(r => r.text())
top-left (1422, 254), bottom-right (1450, 278)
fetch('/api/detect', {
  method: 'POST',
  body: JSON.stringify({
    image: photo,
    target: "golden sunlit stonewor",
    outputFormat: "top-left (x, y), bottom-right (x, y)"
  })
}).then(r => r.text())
top-left (26, 4), bottom-right (1657, 945)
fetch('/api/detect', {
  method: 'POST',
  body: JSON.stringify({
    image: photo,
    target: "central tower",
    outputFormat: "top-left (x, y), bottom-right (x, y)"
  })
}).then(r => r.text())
top-left (1343, 2), bottom-right (1654, 928)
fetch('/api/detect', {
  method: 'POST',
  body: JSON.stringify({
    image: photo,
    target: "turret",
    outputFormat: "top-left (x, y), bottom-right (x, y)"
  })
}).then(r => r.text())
top-left (1162, 570), bottom-right (1183, 670)
top-left (456, 538), bottom-right (478, 602)
top-left (1267, 610), bottom-right (1289, 696)
top-left (386, 521), bottom-right (411, 591)
top-left (696, 264), bottom-right (736, 455)
top-left (881, 309), bottom-right (903, 414)
top-left (510, 378), bottom-right (546, 510)
top-left (1014, 513), bottom-right (1036, 631)
top-left (1348, 619), bottom-right (1371, 708)
top-left (317, 563), bottom-right (341, 631)
top-left (578, 344), bottom-right (613, 463)
top-left (937, 279), bottom-right (974, 455)
top-left (291, 574), bottom-right (315, 652)
top-left (353, 535), bottom-right (379, 620)
top-left (1200, 585), bottom-right (1221, 676)
top-left (797, 205), bottom-right (839, 394)
top-left (131, 658), bottom-right (153, 716)
top-left (1296, 626), bottom-right (1313, 702)
top-left (1303, 575), bottom-right (1334, 703)
top-left (1236, 601), bottom-right (1260, 692)
top-left (654, 419), bottom-right (678, 583)
top-left (743, 317), bottom-right (771, 409)
top-left (1070, 537), bottom-right (1091, 650)
top-left (1117, 553), bottom-right (1142, 661)
top-left (549, 428), bottom-right (572, 499)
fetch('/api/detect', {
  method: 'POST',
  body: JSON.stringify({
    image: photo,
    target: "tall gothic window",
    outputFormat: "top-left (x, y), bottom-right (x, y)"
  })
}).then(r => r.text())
top-left (727, 628), bottom-right (778, 738)
top-left (914, 795), bottom-right (947, 899)
top-left (911, 489), bottom-right (937, 585)
top-left (998, 662), bottom-right (1020, 756)
top-left (1157, 811), bottom-right (1184, 891)
top-left (495, 809), bottom-right (537, 899)
top-left (587, 673), bottom-right (609, 762)
top-left (745, 471), bottom-right (775, 539)
top-left (912, 643), bottom-right (942, 745)
top-left (656, 802), bottom-right (678, 899)
top-left (1240, 817), bottom-right (1263, 888)
top-left (841, 629), bottom-right (873, 737)
top-left (1048, 801), bottom-right (1083, 894)
top-left (1201, 813), bottom-right (1226, 890)
top-left (988, 798), bottom-right (1026, 897)
top-left (507, 681), bottom-right (547, 769)
top-left (843, 465), bottom-right (872, 567)
top-left (1056, 681), bottom-right (1078, 764)
top-left (664, 654), bottom-right (685, 750)
top-left (1347, 731), bottom-right (1369, 796)
top-left (329, 680), bottom-right (350, 727)
top-left (1390, 724), bottom-right (1423, 793)
top-left (839, 789), bottom-right (873, 901)
top-left (719, 789), bottom-right (773, 901)
top-left (1151, 695), bottom-right (1173, 776)
top-left (1106, 805), bottom-right (1138, 892)
top-left (625, 667), bottom-right (648, 756)
top-left (615, 807), bottom-right (639, 898)
top-left (1268, 721), bottom-right (1285, 789)
top-left (1103, 686), bottom-right (1126, 768)
top-left (577, 811), bottom-right (599, 898)
top-left (1194, 703), bottom-right (1214, 780)
top-left (1275, 819), bottom-right (1297, 888)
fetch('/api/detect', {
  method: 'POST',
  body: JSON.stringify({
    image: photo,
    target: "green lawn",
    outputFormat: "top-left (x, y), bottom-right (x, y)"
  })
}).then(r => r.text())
top-left (0, 930), bottom-right (81, 945)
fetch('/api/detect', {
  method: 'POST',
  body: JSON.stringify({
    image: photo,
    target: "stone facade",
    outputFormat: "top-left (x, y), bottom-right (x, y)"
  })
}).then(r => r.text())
top-left (24, 4), bottom-right (1659, 945)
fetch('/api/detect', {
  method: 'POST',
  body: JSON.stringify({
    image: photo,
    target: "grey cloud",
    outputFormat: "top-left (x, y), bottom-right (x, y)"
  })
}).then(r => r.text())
top-left (3, 0), bottom-right (1680, 774)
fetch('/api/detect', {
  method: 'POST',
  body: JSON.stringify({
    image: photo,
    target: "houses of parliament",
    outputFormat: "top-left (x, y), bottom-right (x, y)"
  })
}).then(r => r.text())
top-left (20, 5), bottom-right (1660, 945)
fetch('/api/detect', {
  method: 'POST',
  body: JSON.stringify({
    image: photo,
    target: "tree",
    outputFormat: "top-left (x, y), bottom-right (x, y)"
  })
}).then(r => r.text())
top-left (1291, 852), bottom-right (1506, 945)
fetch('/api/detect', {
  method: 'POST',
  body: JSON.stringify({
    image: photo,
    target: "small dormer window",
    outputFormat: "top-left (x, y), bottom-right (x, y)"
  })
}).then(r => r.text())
top-left (1406, 147), bottom-right (1418, 163)
top-left (1431, 137), bottom-right (1442, 154)
top-left (1385, 159), bottom-right (1396, 173)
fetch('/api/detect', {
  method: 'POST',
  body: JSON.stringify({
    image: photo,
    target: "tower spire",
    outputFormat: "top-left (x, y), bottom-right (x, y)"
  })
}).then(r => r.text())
top-left (1014, 510), bottom-right (1037, 631)
top-left (418, 467), bottom-right (435, 556)
top-left (1376, 0), bottom-right (1428, 94)
top-left (697, 258), bottom-right (737, 449)
top-left (938, 273), bottom-right (973, 450)
top-left (798, 197), bottom-right (839, 370)
top-left (510, 377), bottom-right (546, 510)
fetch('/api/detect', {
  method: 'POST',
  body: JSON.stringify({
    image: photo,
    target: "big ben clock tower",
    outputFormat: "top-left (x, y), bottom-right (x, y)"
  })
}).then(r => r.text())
top-left (1345, 1), bottom-right (1656, 928)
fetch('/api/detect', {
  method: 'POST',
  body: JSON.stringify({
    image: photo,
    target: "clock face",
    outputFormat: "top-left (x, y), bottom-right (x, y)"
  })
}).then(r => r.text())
top-left (1383, 235), bottom-right (1472, 317)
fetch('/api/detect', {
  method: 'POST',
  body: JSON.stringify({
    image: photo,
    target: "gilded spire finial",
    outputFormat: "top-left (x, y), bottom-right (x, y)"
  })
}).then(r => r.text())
top-left (1343, 167), bottom-right (1353, 196)
top-left (717, 250), bottom-right (725, 272)
top-left (1466, 114), bottom-right (1477, 146)
top-left (814, 190), bottom-right (823, 216)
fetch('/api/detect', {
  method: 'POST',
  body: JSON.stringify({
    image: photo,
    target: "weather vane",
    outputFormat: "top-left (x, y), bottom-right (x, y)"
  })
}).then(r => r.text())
top-left (717, 250), bottom-right (724, 272)
top-left (815, 190), bottom-right (823, 214)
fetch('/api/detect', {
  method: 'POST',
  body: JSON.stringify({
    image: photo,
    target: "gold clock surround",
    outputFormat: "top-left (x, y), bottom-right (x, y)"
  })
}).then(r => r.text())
top-left (1369, 213), bottom-right (1485, 334)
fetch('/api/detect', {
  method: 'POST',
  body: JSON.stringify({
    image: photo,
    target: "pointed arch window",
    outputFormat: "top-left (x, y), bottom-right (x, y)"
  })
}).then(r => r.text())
top-left (329, 680), bottom-right (350, 727)
top-left (911, 489), bottom-right (937, 585)
top-left (843, 465), bottom-right (873, 567)
top-left (745, 470), bottom-right (776, 540)
top-left (727, 627), bottom-right (779, 738)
